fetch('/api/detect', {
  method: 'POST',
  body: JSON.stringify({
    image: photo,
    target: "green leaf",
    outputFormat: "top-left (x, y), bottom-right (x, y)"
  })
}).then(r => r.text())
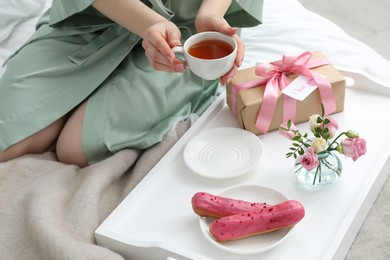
top-left (287, 152), bottom-right (295, 158)
top-left (292, 136), bottom-right (300, 141)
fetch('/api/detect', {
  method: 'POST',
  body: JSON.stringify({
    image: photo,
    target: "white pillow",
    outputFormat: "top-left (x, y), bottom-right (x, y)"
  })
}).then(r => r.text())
top-left (0, 0), bottom-right (51, 76)
top-left (0, 0), bottom-right (48, 43)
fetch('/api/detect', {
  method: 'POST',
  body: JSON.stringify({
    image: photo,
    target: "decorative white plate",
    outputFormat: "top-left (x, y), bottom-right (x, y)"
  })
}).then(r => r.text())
top-left (199, 185), bottom-right (291, 254)
top-left (183, 127), bottom-right (263, 179)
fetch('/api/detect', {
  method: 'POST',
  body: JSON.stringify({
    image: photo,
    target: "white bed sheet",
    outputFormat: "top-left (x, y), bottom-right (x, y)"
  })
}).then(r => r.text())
top-left (240, 0), bottom-right (390, 88)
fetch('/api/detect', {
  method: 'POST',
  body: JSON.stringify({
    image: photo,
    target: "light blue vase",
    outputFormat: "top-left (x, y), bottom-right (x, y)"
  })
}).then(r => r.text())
top-left (294, 151), bottom-right (343, 186)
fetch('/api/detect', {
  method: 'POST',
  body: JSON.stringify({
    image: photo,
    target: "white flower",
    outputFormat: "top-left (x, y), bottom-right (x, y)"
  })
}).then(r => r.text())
top-left (309, 114), bottom-right (321, 131)
top-left (311, 138), bottom-right (327, 153)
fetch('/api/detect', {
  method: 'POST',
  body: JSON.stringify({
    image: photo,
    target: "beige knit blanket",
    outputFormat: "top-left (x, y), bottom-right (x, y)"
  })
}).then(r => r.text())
top-left (0, 118), bottom-right (195, 260)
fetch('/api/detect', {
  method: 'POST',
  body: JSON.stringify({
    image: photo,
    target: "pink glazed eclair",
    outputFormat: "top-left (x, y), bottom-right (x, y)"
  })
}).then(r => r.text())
top-left (191, 192), bottom-right (271, 219)
top-left (209, 200), bottom-right (305, 242)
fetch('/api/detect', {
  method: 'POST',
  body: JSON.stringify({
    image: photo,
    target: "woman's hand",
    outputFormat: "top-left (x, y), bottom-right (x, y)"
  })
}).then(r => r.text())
top-left (195, 13), bottom-right (243, 85)
top-left (141, 20), bottom-right (186, 73)
top-left (92, 0), bottom-right (185, 73)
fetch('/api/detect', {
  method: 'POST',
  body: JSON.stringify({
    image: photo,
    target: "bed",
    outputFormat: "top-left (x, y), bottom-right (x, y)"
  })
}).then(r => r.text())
top-left (1, 0), bottom-right (389, 259)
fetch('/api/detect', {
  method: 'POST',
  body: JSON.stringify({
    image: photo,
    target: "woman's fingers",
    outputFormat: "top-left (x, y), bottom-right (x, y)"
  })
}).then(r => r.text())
top-left (232, 34), bottom-right (244, 67)
top-left (142, 21), bottom-right (186, 72)
top-left (144, 48), bottom-right (185, 72)
top-left (220, 64), bottom-right (238, 85)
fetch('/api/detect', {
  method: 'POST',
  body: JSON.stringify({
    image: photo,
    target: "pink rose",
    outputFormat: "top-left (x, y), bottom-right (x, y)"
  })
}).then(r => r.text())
top-left (341, 137), bottom-right (367, 161)
top-left (279, 121), bottom-right (297, 139)
top-left (326, 117), bottom-right (339, 138)
top-left (299, 147), bottom-right (319, 171)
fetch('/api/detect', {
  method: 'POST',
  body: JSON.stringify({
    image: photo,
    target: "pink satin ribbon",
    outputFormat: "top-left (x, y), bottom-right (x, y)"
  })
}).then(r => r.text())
top-left (231, 51), bottom-right (337, 134)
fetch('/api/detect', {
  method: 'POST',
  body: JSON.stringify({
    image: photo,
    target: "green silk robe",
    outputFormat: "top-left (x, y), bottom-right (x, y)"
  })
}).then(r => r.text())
top-left (0, 0), bottom-right (263, 163)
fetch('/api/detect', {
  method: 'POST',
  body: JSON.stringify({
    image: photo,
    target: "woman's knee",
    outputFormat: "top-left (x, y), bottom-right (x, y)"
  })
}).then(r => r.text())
top-left (56, 102), bottom-right (88, 167)
top-left (0, 117), bottom-right (66, 162)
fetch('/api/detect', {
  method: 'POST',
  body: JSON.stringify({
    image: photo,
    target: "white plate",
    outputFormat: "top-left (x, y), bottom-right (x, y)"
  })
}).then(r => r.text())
top-left (183, 127), bottom-right (263, 179)
top-left (199, 185), bottom-right (291, 254)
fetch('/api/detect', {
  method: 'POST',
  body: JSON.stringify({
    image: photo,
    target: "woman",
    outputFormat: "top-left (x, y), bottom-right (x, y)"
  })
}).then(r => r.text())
top-left (0, 0), bottom-right (263, 167)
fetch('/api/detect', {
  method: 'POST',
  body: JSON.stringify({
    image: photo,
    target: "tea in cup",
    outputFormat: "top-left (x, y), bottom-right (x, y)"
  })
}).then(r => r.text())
top-left (172, 32), bottom-right (237, 80)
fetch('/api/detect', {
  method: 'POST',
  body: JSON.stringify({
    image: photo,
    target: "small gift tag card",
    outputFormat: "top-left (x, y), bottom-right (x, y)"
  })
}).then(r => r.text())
top-left (282, 75), bottom-right (317, 101)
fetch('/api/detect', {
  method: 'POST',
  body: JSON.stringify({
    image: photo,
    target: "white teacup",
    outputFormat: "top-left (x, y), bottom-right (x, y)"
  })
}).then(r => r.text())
top-left (172, 32), bottom-right (237, 80)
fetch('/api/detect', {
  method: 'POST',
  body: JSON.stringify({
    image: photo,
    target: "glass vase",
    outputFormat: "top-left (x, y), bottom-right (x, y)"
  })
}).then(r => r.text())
top-left (294, 151), bottom-right (342, 187)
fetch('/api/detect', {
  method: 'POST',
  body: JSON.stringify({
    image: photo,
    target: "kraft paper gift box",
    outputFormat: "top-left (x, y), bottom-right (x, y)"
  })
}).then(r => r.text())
top-left (226, 51), bottom-right (346, 135)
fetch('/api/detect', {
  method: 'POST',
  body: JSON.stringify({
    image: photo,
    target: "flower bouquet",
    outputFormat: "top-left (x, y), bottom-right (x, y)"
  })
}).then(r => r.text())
top-left (279, 107), bottom-right (367, 186)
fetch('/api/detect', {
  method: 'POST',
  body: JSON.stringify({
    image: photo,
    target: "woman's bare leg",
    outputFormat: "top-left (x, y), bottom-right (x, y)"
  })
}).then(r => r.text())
top-left (56, 102), bottom-right (88, 168)
top-left (0, 117), bottom-right (66, 162)
top-left (1, 101), bottom-right (89, 167)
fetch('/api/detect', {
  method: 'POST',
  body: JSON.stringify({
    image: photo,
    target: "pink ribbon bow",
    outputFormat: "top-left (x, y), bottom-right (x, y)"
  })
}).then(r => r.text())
top-left (231, 51), bottom-right (337, 134)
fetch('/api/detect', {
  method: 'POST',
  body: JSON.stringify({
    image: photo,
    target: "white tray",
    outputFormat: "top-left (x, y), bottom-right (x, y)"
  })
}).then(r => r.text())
top-left (95, 71), bottom-right (390, 260)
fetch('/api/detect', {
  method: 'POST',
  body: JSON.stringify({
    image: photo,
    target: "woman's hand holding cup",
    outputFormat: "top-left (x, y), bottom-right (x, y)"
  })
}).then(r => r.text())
top-left (194, 13), bottom-right (243, 85)
top-left (172, 31), bottom-right (237, 82)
